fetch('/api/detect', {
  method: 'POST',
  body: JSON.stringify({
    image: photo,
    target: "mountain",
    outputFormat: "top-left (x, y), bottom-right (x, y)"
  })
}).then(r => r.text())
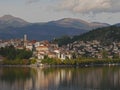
top-left (90, 22), bottom-right (110, 28)
top-left (53, 26), bottom-right (120, 46)
top-left (75, 26), bottom-right (120, 42)
top-left (49, 18), bottom-right (109, 30)
top-left (115, 23), bottom-right (120, 27)
top-left (0, 15), bottom-right (29, 28)
top-left (0, 15), bottom-right (110, 40)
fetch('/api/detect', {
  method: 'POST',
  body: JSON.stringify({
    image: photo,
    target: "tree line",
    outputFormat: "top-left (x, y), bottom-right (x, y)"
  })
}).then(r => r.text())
top-left (0, 45), bottom-right (32, 60)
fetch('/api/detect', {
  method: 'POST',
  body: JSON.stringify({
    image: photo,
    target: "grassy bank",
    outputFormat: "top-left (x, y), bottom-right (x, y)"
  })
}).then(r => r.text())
top-left (41, 57), bottom-right (120, 66)
top-left (0, 59), bottom-right (36, 65)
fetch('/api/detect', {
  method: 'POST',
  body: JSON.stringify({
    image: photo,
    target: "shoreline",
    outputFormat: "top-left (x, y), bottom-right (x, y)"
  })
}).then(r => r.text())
top-left (0, 63), bottom-right (120, 68)
top-left (0, 64), bottom-right (38, 68)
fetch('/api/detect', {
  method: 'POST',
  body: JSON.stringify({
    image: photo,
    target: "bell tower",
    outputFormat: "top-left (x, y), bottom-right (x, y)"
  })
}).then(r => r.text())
top-left (24, 34), bottom-right (27, 46)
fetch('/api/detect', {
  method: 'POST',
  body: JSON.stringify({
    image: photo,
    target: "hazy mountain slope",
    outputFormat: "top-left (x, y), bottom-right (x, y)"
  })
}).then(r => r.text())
top-left (0, 23), bottom-right (87, 40)
top-left (0, 15), bottom-right (110, 40)
top-left (115, 23), bottom-right (120, 27)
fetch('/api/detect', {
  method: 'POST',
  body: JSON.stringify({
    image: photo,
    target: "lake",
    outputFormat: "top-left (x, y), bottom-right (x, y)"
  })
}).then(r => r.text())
top-left (0, 66), bottom-right (120, 90)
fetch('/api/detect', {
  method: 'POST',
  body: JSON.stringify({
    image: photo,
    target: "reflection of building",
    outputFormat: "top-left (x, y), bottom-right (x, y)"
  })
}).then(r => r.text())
top-left (0, 68), bottom-right (72, 90)
top-left (23, 68), bottom-right (72, 90)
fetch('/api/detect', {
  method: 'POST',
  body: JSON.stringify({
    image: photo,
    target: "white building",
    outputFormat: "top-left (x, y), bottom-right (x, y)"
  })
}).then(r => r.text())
top-left (37, 54), bottom-right (45, 59)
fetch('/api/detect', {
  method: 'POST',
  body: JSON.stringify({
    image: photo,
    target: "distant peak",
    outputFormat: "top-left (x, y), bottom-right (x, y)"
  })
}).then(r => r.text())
top-left (0, 15), bottom-right (21, 21)
top-left (61, 18), bottom-right (76, 20)
top-left (55, 18), bottom-right (90, 24)
top-left (0, 14), bottom-right (29, 23)
top-left (0, 15), bottom-right (16, 19)
top-left (2, 14), bottom-right (14, 17)
top-left (0, 15), bottom-right (29, 27)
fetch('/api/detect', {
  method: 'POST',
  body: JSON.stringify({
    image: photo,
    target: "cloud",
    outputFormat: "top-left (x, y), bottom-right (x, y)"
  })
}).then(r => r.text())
top-left (26, 0), bottom-right (40, 4)
top-left (58, 0), bottom-right (120, 14)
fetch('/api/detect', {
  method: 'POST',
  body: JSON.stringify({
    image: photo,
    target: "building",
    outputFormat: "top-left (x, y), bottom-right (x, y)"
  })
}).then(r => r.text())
top-left (24, 34), bottom-right (28, 47)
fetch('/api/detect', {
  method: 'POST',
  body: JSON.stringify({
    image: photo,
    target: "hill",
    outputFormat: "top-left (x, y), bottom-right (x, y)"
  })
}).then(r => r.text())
top-left (0, 15), bottom-right (110, 40)
top-left (53, 26), bottom-right (120, 46)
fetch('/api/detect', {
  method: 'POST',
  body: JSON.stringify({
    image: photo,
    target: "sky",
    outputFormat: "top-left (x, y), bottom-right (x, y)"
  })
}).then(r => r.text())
top-left (0, 0), bottom-right (120, 24)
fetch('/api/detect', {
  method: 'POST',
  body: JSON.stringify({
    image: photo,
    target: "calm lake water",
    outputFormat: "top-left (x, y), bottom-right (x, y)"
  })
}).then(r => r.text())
top-left (0, 66), bottom-right (120, 90)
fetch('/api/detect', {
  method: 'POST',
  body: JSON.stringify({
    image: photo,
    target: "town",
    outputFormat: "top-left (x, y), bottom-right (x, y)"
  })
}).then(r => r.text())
top-left (1, 34), bottom-right (120, 63)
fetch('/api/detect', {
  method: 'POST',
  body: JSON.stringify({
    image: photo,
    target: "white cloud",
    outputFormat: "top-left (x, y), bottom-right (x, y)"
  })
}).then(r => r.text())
top-left (58, 0), bottom-right (120, 14)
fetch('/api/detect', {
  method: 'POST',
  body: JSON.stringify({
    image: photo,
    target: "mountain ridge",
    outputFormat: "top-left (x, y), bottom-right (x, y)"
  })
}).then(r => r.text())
top-left (48, 18), bottom-right (110, 30)
top-left (0, 15), bottom-right (112, 40)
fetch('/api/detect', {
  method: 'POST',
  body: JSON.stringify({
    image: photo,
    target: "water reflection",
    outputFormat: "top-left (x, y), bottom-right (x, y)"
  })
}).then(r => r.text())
top-left (0, 67), bottom-right (120, 90)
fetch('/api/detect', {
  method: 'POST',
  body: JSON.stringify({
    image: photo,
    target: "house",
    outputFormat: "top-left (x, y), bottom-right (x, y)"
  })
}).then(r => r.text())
top-left (96, 54), bottom-right (103, 59)
top-left (60, 53), bottom-right (66, 60)
top-left (54, 49), bottom-right (60, 53)
top-left (37, 53), bottom-right (45, 60)
top-left (48, 52), bottom-right (56, 58)
top-left (36, 45), bottom-right (49, 52)
top-left (66, 54), bottom-right (72, 59)
top-left (34, 42), bottom-right (40, 48)
top-left (26, 44), bottom-right (33, 51)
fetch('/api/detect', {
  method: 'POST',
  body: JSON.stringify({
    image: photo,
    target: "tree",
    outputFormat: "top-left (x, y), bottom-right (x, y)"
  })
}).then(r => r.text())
top-left (0, 46), bottom-right (33, 60)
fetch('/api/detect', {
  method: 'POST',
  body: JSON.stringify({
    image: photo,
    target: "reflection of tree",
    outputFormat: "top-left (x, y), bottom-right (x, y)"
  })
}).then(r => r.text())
top-left (1, 67), bottom-right (120, 90)
top-left (0, 67), bottom-right (33, 83)
top-left (100, 67), bottom-right (120, 89)
top-left (55, 67), bottom-right (120, 90)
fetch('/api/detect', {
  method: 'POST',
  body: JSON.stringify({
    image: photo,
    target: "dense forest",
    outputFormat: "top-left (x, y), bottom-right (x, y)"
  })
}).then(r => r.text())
top-left (53, 26), bottom-right (120, 46)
